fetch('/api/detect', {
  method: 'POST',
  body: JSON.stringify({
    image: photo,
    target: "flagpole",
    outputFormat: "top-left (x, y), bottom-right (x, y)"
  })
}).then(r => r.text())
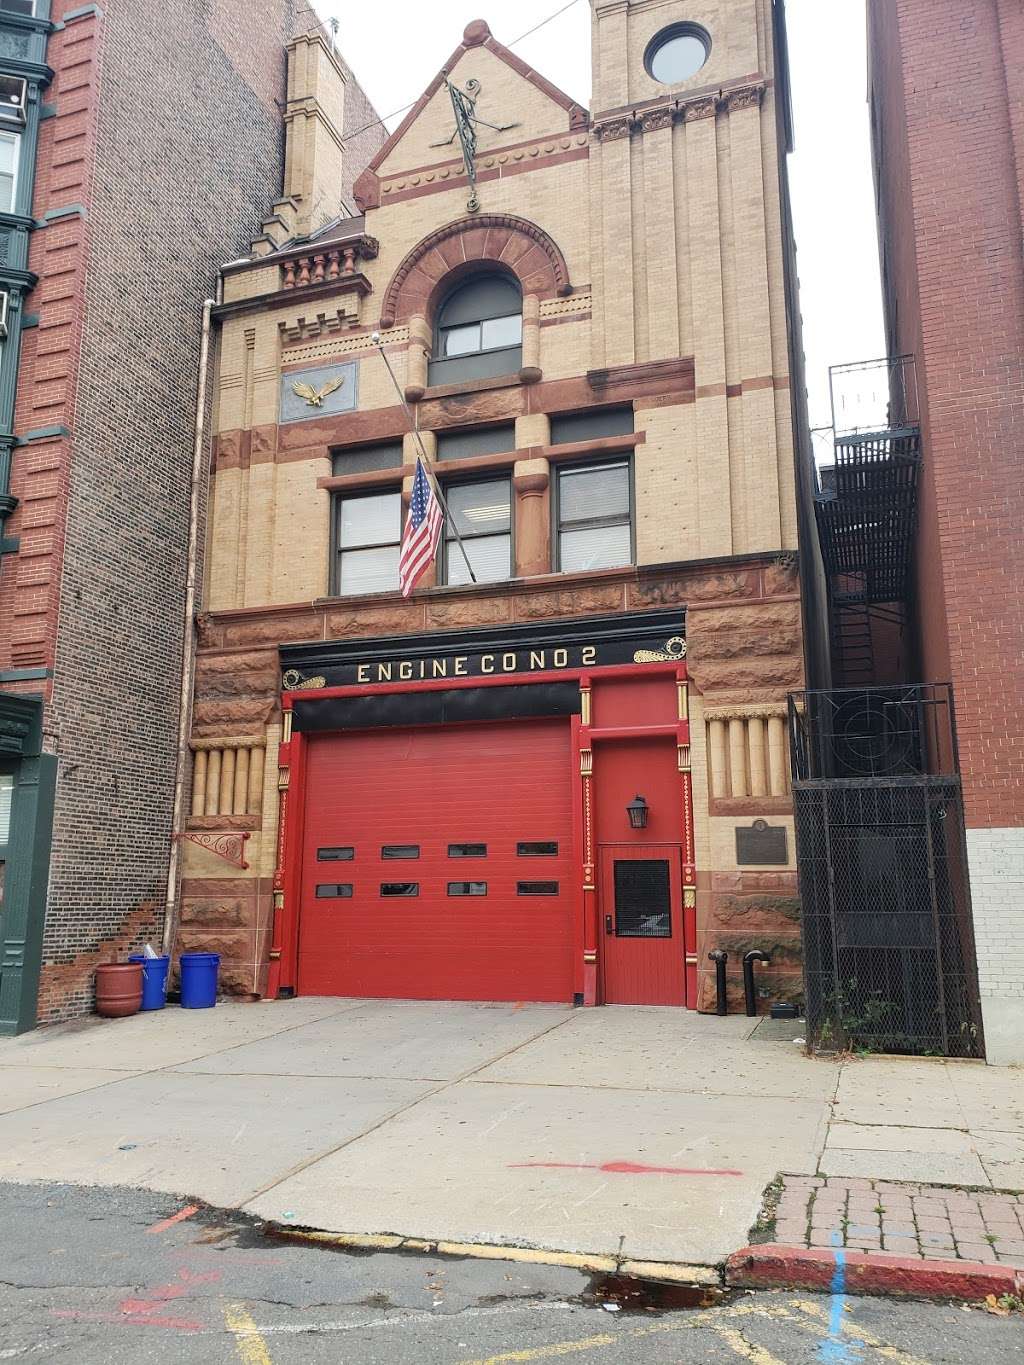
top-left (371, 332), bottom-right (477, 584)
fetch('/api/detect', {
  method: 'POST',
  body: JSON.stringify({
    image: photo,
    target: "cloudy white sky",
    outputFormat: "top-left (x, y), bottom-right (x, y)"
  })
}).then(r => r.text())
top-left (313, 0), bottom-right (884, 432)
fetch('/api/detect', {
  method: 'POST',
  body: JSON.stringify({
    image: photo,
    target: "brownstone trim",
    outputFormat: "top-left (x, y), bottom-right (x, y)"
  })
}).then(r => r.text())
top-left (419, 372), bottom-right (524, 402)
top-left (592, 73), bottom-right (771, 124)
top-left (539, 310), bottom-right (591, 328)
top-left (181, 877), bottom-right (275, 896)
top-left (696, 374), bottom-right (791, 400)
top-left (708, 796), bottom-right (794, 819)
top-left (379, 214), bottom-right (573, 328)
top-left (379, 145), bottom-right (589, 209)
top-left (317, 465), bottom-right (414, 494)
top-left (185, 815), bottom-right (260, 831)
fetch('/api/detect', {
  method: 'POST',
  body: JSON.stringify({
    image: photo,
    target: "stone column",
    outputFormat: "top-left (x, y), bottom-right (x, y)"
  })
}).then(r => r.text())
top-left (219, 748), bottom-right (235, 816)
top-left (519, 294), bottom-right (542, 384)
top-left (205, 749), bottom-right (222, 817)
top-left (708, 719), bottom-right (727, 799)
top-left (747, 716), bottom-right (767, 798)
top-left (513, 459), bottom-right (551, 578)
top-left (728, 718), bottom-right (747, 798)
top-left (233, 746), bottom-right (250, 816)
top-left (191, 750), bottom-right (208, 818)
top-left (404, 314), bottom-right (431, 401)
top-left (767, 715), bottom-right (787, 796)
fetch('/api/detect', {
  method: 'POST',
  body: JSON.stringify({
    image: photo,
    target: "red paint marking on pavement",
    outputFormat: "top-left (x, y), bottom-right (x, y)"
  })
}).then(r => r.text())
top-left (508, 1160), bottom-right (744, 1177)
top-left (51, 1309), bottom-right (203, 1331)
top-left (146, 1203), bottom-right (200, 1235)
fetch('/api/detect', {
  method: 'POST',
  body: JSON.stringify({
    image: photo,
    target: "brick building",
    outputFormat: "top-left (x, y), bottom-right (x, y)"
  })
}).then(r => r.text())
top-left (863, 1), bottom-right (1024, 1062)
top-left (176, 1), bottom-right (811, 1015)
top-left (0, 0), bottom-right (384, 1031)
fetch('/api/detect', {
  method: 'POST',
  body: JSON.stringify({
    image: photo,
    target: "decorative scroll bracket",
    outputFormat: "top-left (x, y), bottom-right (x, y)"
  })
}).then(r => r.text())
top-left (174, 830), bottom-right (251, 870)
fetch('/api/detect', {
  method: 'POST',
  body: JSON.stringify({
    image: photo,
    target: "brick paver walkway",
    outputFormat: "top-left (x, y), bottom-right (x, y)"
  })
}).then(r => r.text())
top-left (764, 1174), bottom-right (1024, 1266)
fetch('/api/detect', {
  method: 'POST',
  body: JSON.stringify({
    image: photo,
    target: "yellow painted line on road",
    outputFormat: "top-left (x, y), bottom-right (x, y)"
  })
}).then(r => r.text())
top-left (463, 1333), bottom-right (618, 1363)
top-left (793, 1298), bottom-right (932, 1365)
top-left (223, 1302), bottom-right (273, 1365)
top-left (711, 1324), bottom-right (790, 1365)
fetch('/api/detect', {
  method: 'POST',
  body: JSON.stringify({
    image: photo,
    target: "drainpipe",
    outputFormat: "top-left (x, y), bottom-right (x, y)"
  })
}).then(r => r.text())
top-left (162, 281), bottom-right (220, 957)
top-left (743, 949), bottom-right (772, 1018)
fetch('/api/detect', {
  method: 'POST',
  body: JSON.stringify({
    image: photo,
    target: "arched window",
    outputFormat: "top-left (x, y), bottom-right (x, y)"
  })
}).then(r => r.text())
top-left (428, 273), bottom-right (523, 386)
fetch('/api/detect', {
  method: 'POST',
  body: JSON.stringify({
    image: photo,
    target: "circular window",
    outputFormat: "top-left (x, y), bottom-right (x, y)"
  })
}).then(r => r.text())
top-left (645, 23), bottom-right (711, 85)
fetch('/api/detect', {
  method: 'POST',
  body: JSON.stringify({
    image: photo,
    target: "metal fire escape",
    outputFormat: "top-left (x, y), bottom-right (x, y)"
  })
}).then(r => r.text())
top-left (792, 357), bottom-right (983, 1057)
top-left (813, 357), bottom-right (922, 683)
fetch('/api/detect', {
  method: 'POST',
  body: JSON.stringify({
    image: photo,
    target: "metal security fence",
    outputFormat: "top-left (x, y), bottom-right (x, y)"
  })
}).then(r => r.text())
top-left (789, 686), bottom-right (983, 1057)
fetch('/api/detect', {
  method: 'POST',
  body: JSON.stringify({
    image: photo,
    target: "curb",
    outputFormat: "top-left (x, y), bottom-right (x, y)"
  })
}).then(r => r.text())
top-left (727, 1243), bottom-right (1024, 1302)
top-left (268, 1226), bottom-right (721, 1285)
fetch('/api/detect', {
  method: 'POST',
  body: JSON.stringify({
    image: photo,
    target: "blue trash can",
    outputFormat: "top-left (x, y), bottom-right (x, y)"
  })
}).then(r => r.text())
top-left (128, 954), bottom-right (170, 1011)
top-left (179, 952), bottom-right (220, 1009)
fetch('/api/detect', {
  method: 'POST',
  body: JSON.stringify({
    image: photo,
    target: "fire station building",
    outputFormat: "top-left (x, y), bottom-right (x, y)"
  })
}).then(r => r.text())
top-left (177, 1), bottom-right (808, 1012)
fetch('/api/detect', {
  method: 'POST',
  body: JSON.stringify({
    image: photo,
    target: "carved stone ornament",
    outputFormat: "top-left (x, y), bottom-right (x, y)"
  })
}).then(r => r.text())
top-left (595, 117), bottom-right (634, 142)
top-left (726, 84), bottom-right (766, 114)
top-left (682, 96), bottom-right (718, 122)
top-left (640, 106), bottom-right (674, 134)
top-left (175, 830), bottom-right (250, 870)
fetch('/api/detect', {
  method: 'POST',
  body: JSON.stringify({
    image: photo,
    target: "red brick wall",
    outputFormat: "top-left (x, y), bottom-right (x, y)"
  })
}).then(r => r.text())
top-left (868, 0), bottom-right (1024, 830)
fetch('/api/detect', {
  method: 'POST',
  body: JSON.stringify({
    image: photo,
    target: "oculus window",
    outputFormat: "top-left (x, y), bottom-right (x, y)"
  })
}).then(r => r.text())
top-left (557, 460), bottom-right (632, 573)
top-left (429, 274), bottom-right (523, 386)
top-left (443, 477), bottom-right (512, 586)
top-left (335, 490), bottom-right (401, 596)
top-left (644, 24), bottom-right (711, 85)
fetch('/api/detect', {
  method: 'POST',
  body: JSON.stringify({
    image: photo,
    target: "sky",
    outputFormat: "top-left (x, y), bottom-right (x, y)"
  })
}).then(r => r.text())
top-left (312, 0), bottom-right (884, 433)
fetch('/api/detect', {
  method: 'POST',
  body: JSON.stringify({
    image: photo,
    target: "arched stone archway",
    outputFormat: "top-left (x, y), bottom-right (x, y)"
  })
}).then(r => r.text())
top-left (379, 214), bottom-right (572, 329)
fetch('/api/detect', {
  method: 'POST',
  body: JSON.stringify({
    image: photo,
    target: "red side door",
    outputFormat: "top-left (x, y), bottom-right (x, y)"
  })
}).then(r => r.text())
top-left (599, 844), bottom-right (685, 1005)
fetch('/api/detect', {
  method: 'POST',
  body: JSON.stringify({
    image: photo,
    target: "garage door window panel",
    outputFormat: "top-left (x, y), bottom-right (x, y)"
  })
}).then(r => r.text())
top-left (556, 461), bottom-right (633, 574)
top-left (335, 491), bottom-right (402, 596)
top-left (381, 883), bottom-right (419, 897)
top-left (443, 478), bottom-right (512, 586)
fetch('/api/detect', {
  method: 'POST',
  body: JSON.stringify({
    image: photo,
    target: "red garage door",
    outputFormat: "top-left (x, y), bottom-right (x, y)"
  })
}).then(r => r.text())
top-left (296, 718), bottom-right (575, 1002)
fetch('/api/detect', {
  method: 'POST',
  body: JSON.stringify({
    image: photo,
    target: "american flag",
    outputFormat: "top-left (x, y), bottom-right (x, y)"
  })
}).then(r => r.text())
top-left (398, 458), bottom-right (444, 597)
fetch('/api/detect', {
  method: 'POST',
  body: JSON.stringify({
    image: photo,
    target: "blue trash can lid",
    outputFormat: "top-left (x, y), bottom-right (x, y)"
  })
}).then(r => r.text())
top-left (180, 953), bottom-right (221, 965)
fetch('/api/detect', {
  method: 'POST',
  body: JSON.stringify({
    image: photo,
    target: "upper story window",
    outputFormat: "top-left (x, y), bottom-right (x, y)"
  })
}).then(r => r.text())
top-left (435, 423), bottom-right (515, 464)
top-left (556, 460), bottom-right (633, 573)
top-left (443, 477), bottom-right (512, 587)
top-left (335, 490), bottom-right (401, 596)
top-left (550, 407), bottom-right (634, 446)
top-left (428, 273), bottom-right (523, 387)
top-left (0, 0), bottom-right (36, 14)
top-left (0, 131), bottom-right (19, 214)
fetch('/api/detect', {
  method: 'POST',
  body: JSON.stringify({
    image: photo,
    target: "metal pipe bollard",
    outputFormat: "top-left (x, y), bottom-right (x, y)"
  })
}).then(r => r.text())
top-left (708, 949), bottom-right (729, 1016)
top-left (743, 949), bottom-right (771, 1017)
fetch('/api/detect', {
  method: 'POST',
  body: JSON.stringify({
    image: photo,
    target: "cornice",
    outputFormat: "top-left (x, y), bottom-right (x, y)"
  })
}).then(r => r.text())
top-left (592, 80), bottom-right (767, 141)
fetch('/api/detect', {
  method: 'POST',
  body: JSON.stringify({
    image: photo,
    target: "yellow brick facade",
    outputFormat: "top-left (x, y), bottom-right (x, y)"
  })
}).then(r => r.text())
top-left (181, 1), bottom-right (806, 1010)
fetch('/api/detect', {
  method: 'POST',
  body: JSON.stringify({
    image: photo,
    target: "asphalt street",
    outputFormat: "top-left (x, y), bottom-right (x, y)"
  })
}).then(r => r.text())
top-left (0, 1183), bottom-right (1021, 1363)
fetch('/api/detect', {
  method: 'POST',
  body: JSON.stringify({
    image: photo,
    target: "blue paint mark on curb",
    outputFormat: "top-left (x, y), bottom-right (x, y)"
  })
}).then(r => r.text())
top-left (818, 1231), bottom-right (852, 1362)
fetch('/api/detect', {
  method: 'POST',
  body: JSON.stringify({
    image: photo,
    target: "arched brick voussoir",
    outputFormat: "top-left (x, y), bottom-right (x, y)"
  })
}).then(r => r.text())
top-left (379, 214), bottom-right (573, 328)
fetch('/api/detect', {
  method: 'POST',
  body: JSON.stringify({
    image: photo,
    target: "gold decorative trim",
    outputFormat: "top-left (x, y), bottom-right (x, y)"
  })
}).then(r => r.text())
top-left (685, 953), bottom-right (698, 964)
top-left (677, 744), bottom-right (691, 772)
top-left (580, 749), bottom-right (593, 777)
top-left (583, 950), bottom-right (597, 963)
top-left (683, 888), bottom-right (696, 909)
top-left (677, 682), bottom-right (689, 722)
top-left (282, 711), bottom-right (293, 743)
top-left (634, 635), bottom-right (686, 663)
top-left (580, 687), bottom-right (592, 727)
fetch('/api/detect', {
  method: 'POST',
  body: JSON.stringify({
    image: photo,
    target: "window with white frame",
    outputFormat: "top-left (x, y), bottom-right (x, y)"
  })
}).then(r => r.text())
top-left (442, 477), bottom-right (512, 586)
top-left (334, 490), bottom-right (402, 596)
top-left (556, 460), bottom-right (633, 573)
top-left (0, 131), bottom-right (19, 214)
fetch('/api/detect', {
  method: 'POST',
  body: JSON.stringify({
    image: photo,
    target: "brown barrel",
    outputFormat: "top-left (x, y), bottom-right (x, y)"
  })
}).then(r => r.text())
top-left (95, 962), bottom-right (143, 1018)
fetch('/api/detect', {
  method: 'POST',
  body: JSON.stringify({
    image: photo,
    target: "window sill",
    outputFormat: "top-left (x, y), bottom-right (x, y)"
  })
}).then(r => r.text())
top-left (417, 372), bottom-right (524, 402)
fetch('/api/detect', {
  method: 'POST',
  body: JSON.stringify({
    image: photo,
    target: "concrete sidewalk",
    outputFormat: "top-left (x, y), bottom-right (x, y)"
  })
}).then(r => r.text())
top-left (0, 999), bottom-right (1020, 1272)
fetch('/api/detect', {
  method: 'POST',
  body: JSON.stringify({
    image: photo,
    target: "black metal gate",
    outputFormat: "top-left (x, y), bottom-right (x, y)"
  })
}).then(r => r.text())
top-left (789, 686), bottom-right (983, 1057)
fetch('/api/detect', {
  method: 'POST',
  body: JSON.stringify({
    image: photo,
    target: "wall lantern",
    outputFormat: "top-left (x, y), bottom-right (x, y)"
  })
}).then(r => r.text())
top-left (626, 794), bottom-right (649, 829)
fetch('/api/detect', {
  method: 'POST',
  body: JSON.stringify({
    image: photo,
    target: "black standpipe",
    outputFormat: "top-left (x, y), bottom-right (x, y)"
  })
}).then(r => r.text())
top-left (743, 949), bottom-right (772, 1017)
top-left (708, 949), bottom-right (729, 1015)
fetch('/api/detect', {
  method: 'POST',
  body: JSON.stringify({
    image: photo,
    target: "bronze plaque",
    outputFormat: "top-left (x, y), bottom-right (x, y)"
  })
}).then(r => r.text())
top-left (736, 819), bottom-right (788, 866)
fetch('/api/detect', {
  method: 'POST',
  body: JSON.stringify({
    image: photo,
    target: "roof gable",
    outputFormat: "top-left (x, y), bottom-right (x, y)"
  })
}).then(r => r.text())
top-left (354, 19), bottom-right (587, 208)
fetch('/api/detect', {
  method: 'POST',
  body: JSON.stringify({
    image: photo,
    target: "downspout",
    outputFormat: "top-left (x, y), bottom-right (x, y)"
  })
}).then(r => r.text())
top-left (162, 281), bottom-right (220, 956)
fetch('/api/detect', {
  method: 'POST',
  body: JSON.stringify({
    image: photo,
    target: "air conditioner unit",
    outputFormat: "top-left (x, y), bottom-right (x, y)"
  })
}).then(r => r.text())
top-left (0, 292), bottom-right (11, 339)
top-left (0, 76), bottom-right (26, 126)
